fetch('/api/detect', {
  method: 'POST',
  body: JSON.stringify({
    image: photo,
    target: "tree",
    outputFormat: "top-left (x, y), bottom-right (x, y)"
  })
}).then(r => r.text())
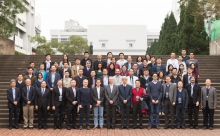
top-left (0, 0), bottom-right (26, 38)
top-left (58, 35), bottom-right (89, 55)
top-left (35, 43), bottom-right (56, 55)
top-left (30, 34), bottom-right (46, 47)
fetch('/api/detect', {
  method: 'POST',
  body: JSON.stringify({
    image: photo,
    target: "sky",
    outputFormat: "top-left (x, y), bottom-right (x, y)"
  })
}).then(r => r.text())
top-left (35, 0), bottom-right (175, 40)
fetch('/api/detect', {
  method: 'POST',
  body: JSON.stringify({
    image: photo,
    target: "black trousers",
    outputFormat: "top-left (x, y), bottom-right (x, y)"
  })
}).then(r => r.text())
top-left (202, 102), bottom-right (214, 127)
top-left (9, 105), bottom-right (19, 127)
top-left (38, 107), bottom-right (48, 127)
top-left (79, 104), bottom-right (90, 126)
top-left (66, 106), bottom-right (78, 127)
top-left (18, 99), bottom-right (23, 121)
top-left (132, 103), bottom-right (143, 127)
top-left (54, 105), bottom-right (65, 126)
top-left (176, 104), bottom-right (185, 127)
top-left (120, 105), bottom-right (130, 127)
top-left (164, 99), bottom-right (175, 127)
top-left (188, 99), bottom-right (199, 127)
top-left (106, 104), bottom-right (116, 127)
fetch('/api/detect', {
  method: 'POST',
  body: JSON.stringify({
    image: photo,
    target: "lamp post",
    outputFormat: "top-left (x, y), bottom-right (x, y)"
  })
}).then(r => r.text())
top-left (89, 42), bottom-right (93, 55)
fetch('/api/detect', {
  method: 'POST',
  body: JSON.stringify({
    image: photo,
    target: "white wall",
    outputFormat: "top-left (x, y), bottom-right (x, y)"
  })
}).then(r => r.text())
top-left (87, 25), bottom-right (148, 55)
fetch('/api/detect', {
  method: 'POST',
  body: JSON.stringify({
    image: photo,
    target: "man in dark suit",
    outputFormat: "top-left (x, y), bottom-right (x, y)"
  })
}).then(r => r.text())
top-left (140, 68), bottom-right (153, 90)
top-left (25, 62), bottom-right (37, 75)
top-left (162, 76), bottom-right (177, 129)
top-left (78, 79), bottom-right (92, 130)
top-left (139, 59), bottom-right (153, 77)
top-left (118, 76), bottom-right (132, 129)
top-left (176, 81), bottom-right (188, 129)
top-left (7, 79), bottom-right (20, 130)
top-left (66, 80), bottom-right (79, 130)
top-left (105, 76), bottom-right (119, 129)
top-left (35, 81), bottom-right (50, 130)
top-left (22, 79), bottom-right (35, 129)
top-left (59, 62), bottom-right (72, 79)
top-left (74, 69), bottom-right (87, 88)
top-left (88, 70), bottom-right (96, 89)
top-left (91, 78), bottom-right (105, 130)
top-left (52, 80), bottom-right (67, 129)
top-left (83, 60), bottom-right (92, 77)
top-left (43, 54), bottom-right (54, 73)
top-left (186, 76), bottom-right (201, 129)
top-left (81, 51), bottom-right (93, 67)
top-left (16, 74), bottom-right (26, 124)
top-left (201, 79), bottom-right (217, 130)
top-left (183, 67), bottom-right (198, 89)
top-left (152, 57), bottom-right (166, 74)
top-left (93, 54), bottom-right (107, 70)
top-left (100, 68), bottom-right (109, 87)
top-left (124, 55), bottom-right (134, 71)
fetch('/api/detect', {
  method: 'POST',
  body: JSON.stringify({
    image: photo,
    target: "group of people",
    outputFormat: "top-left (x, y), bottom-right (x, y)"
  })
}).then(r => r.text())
top-left (7, 50), bottom-right (217, 131)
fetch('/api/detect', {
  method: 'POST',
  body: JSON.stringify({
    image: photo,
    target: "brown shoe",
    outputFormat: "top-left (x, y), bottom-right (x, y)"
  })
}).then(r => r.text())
top-left (92, 126), bottom-right (97, 130)
top-left (148, 126), bottom-right (151, 130)
top-left (100, 126), bottom-right (104, 130)
top-left (156, 126), bottom-right (160, 129)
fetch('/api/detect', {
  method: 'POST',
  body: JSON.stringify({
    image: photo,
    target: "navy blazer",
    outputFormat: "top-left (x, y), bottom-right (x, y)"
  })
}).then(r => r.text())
top-left (52, 86), bottom-right (67, 107)
top-left (152, 64), bottom-right (166, 74)
top-left (176, 88), bottom-right (189, 107)
top-left (83, 67), bottom-right (92, 77)
top-left (124, 62), bottom-right (134, 70)
top-left (35, 88), bottom-right (50, 108)
top-left (22, 86), bottom-right (35, 106)
top-left (46, 72), bottom-right (61, 89)
top-left (34, 80), bottom-right (45, 91)
top-left (118, 84), bottom-right (132, 106)
top-left (7, 87), bottom-right (20, 108)
top-left (183, 74), bottom-right (198, 89)
top-left (66, 87), bottom-right (79, 108)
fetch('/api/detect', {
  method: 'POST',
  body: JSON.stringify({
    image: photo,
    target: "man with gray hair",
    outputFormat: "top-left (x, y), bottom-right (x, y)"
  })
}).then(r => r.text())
top-left (7, 79), bottom-right (20, 130)
top-left (105, 76), bottom-right (119, 129)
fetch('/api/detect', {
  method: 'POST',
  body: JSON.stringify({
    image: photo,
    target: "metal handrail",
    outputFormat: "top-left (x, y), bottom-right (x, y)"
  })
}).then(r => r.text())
top-left (214, 41), bottom-right (220, 48)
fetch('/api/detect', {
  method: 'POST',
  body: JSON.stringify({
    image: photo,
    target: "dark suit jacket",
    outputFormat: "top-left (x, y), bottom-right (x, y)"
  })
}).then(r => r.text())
top-left (35, 88), bottom-right (50, 108)
top-left (105, 85), bottom-right (119, 105)
top-left (186, 83), bottom-right (201, 104)
top-left (22, 86), bottom-right (35, 106)
top-left (93, 60), bottom-right (107, 70)
top-left (88, 76), bottom-right (96, 89)
top-left (83, 67), bottom-right (92, 77)
top-left (152, 64), bottom-right (166, 74)
top-left (124, 62), bottom-right (134, 70)
top-left (59, 68), bottom-right (72, 79)
top-left (91, 87), bottom-right (105, 107)
top-left (99, 75), bottom-right (109, 87)
top-left (24, 75), bottom-right (36, 86)
top-left (80, 58), bottom-right (93, 67)
top-left (46, 72), bottom-right (61, 89)
top-left (140, 76), bottom-right (153, 89)
top-left (176, 88), bottom-right (189, 107)
top-left (52, 86), bottom-right (67, 107)
top-left (7, 88), bottom-right (20, 108)
top-left (73, 76), bottom-right (87, 88)
top-left (43, 61), bottom-right (54, 71)
top-left (118, 84), bottom-right (132, 106)
top-left (66, 87), bottom-right (78, 108)
top-left (183, 74), bottom-right (198, 88)
top-left (139, 65), bottom-right (153, 77)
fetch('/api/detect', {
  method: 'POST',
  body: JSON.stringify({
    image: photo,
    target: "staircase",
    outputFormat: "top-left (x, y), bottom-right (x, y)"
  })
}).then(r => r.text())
top-left (0, 55), bottom-right (219, 128)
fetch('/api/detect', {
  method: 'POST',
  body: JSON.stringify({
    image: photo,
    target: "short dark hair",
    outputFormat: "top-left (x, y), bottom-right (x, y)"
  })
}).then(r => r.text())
top-left (190, 75), bottom-right (196, 80)
top-left (189, 52), bottom-right (194, 55)
top-left (143, 68), bottom-right (149, 71)
top-left (151, 56), bottom-right (155, 59)
top-left (75, 58), bottom-right (80, 61)
top-left (17, 73), bottom-right (23, 77)
top-left (84, 51), bottom-right (89, 55)
top-left (45, 53), bottom-right (50, 57)
top-left (152, 72), bottom-right (158, 77)
top-left (156, 57), bottom-right (162, 60)
top-left (63, 62), bottom-right (68, 65)
top-left (135, 79), bottom-right (140, 83)
top-left (107, 52), bottom-right (112, 55)
top-left (27, 67), bottom-right (33, 70)
top-left (119, 52), bottom-right (124, 56)
top-left (96, 78), bottom-right (101, 82)
top-left (172, 68), bottom-right (177, 71)
top-left (182, 49), bottom-right (186, 51)
top-left (64, 71), bottom-right (69, 73)
top-left (29, 61), bottom-right (34, 64)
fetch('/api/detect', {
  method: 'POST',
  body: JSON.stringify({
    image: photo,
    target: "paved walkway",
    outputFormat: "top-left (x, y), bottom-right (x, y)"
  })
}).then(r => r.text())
top-left (0, 128), bottom-right (220, 136)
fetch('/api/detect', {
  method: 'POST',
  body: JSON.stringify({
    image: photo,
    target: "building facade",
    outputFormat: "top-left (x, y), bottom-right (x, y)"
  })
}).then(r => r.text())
top-left (10, 0), bottom-right (41, 55)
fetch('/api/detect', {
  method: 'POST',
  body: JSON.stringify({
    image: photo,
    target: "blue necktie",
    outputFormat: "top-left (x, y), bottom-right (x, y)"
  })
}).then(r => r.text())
top-left (123, 86), bottom-right (126, 93)
top-left (206, 88), bottom-right (209, 95)
top-left (41, 89), bottom-right (44, 96)
top-left (27, 87), bottom-right (30, 100)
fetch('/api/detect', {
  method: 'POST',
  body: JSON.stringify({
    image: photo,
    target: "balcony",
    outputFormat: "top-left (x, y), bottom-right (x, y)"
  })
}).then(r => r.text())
top-left (15, 36), bottom-right (23, 48)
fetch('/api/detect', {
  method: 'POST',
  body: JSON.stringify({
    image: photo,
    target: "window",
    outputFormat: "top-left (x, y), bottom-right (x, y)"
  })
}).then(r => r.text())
top-left (129, 43), bottom-right (133, 47)
top-left (102, 43), bottom-right (105, 47)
